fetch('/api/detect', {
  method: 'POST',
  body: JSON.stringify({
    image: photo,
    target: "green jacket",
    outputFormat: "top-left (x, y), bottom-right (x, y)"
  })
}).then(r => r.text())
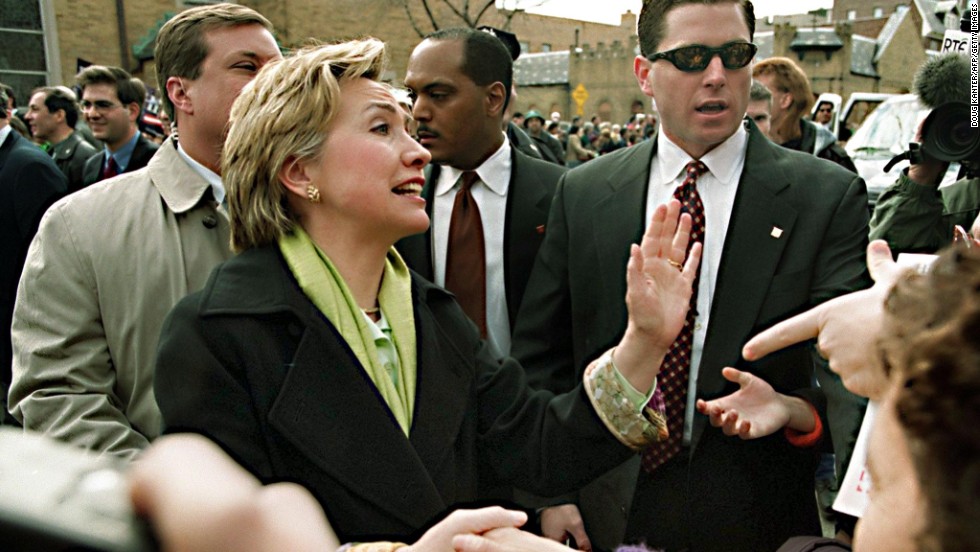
top-left (869, 171), bottom-right (979, 253)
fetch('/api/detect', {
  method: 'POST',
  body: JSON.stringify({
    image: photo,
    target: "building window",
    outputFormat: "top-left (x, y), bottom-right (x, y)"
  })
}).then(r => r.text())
top-left (0, 0), bottom-right (49, 105)
top-left (519, 41), bottom-right (530, 55)
top-left (847, 9), bottom-right (857, 20)
top-left (872, 6), bottom-right (884, 17)
top-left (541, 43), bottom-right (552, 52)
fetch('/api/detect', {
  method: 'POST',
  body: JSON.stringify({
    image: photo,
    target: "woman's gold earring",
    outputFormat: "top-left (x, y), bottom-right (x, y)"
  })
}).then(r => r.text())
top-left (307, 185), bottom-right (321, 204)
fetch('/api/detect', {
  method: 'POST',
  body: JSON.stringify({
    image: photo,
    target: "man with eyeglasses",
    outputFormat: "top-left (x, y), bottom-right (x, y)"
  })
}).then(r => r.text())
top-left (511, 1), bottom-right (870, 550)
top-left (76, 65), bottom-right (158, 187)
top-left (9, 3), bottom-right (281, 458)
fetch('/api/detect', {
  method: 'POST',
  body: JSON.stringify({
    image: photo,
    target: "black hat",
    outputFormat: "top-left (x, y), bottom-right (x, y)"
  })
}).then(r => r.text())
top-left (478, 26), bottom-right (521, 61)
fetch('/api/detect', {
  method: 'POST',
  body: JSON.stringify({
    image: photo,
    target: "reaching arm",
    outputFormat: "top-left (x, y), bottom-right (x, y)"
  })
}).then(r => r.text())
top-left (742, 240), bottom-right (903, 401)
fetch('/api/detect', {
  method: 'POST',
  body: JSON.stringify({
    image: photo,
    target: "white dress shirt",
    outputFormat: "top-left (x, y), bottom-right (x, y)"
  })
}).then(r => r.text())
top-left (644, 125), bottom-right (749, 442)
top-left (177, 141), bottom-right (225, 205)
top-left (432, 136), bottom-right (512, 359)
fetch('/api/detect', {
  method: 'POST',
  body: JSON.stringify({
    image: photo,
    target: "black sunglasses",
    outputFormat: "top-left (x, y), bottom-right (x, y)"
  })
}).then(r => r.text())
top-left (647, 41), bottom-right (758, 72)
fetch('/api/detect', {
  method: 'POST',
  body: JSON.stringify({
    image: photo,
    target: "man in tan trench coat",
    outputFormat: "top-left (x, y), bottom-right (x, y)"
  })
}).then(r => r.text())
top-left (8, 3), bottom-right (282, 459)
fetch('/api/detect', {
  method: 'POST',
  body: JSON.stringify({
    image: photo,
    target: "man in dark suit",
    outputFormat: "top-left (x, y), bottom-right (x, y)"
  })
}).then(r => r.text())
top-left (76, 65), bottom-right (158, 187)
top-left (399, 27), bottom-right (565, 359)
top-left (511, 1), bottom-right (871, 551)
top-left (0, 86), bottom-right (67, 423)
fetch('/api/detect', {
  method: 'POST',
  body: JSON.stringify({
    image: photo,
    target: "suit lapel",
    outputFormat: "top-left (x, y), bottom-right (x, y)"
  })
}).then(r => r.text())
top-left (0, 130), bottom-right (17, 167)
top-left (697, 130), bottom-right (798, 399)
top-left (503, 150), bottom-right (552, 322)
top-left (268, 283), bottom-right (447, 530)
top-left (593, 140), bottom-right (656, 304)
top-left (407, 285), bottom-right (472, 501)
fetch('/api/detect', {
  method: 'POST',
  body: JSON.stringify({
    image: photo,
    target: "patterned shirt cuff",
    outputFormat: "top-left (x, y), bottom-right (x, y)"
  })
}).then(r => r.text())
top-left (583, 348), bottom-right (669, 451)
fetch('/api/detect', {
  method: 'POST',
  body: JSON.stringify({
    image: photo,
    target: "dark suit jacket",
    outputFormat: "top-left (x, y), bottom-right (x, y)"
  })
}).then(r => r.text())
top-left (81, 133), bottom-right (158, 187)
top-left (50, 132), bottom-right (98, 194)
top-left (511, 123), bottom-right (871, 551)
top-left (534, 131), bottom-right (566, 166)
top-left (155, 245), bottom-right (633, 544)
top-left (397, 147), bottom-right (565, 329)
top-left (0, 130), bottom-right (67, 420)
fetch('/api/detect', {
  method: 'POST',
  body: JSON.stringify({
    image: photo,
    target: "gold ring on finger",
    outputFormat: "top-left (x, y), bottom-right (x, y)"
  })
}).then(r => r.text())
top-left (668, 259), bottom-right (683, 271)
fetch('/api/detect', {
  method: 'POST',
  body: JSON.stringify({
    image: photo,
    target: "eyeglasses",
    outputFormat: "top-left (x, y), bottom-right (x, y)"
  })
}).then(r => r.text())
top-left (647, 41), bottom-right (758, 72)
top-left (81, 99), bottom-right (122, 112)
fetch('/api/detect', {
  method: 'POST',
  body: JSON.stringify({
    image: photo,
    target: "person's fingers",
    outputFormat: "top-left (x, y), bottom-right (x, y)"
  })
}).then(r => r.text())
top-left (448, 507), bottom-right (528, 535)
top-left (642, 203), bottom-right (669, 259)
top-left (738, 420), bottom-right (753, 440)
top-left (867, 240), bottom-right (899, 284)
top-left (453, 534), bottom-right (495, 552)
top-left (670, 212), bottom-right (693, 262)
top-left (568, 523), bottom-right (592, 551)
top-left (742, 308), bottom-right (821, 361)
top-left (721, 410), bottom-right (740, 436)
top-left (695, 398), bottom-right (709, 415)
top-left (682, 242), bottom-right (702, 283)
top-left (626, 244), bottom-right (642, 288)
top-left (720, 366), bottom-right (752, 387)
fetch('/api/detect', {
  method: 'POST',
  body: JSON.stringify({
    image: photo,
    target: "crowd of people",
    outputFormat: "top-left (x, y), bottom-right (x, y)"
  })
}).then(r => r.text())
top-left (1, 0), bottom-right (979, 551)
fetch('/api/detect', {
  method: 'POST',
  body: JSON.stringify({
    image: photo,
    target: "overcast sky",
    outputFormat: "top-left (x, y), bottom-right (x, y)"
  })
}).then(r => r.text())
top-left (509, 0), bottom-right (835, 25)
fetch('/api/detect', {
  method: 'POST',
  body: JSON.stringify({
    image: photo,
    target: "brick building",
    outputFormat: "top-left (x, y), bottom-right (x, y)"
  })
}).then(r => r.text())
top-left (0, 0), bottom-right (631, 108)
top-left (1, 0), bottom-right (970, 124)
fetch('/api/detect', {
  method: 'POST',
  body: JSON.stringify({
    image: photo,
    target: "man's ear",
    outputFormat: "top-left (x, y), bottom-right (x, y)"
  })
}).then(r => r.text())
top-left (779, 91), bottom-right (793, 111)
top-left (634, 56), bottom-right (655, 97)
top-left (166, 76), bottom-right (193, 117)
top-left (485, 81), bottom-right (507, 117)
top-left (126, 102), bottom-right (141, 124)
top-left (278, 154), bottom-right (314, 201)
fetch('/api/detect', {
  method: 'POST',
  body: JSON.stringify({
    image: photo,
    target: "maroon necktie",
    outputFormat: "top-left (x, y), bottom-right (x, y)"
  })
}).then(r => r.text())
top-left (102, 157), bottom-right (119, 180)
top-left (641, 160), bottom-right (708, 473)
top-left (444, 171), bottom-right (487, 337)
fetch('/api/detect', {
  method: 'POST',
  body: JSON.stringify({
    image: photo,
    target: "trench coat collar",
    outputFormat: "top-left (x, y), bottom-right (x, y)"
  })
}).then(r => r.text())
top-left (149, 137), bottom-right (215, 214)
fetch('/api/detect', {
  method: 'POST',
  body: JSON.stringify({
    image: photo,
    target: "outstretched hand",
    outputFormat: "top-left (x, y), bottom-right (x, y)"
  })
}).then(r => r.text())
top-left (625, 199), bottom-right (702, 349)
top-left (615, 199), bottom-right (702, 391)
top-left (742, 240), bottom-right (902, 400)
top-left (695, 368), bottom-right (793, 439)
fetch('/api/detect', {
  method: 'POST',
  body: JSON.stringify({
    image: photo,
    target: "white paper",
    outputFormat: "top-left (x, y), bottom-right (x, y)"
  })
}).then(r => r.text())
top-left (832, 401), bottom-right (879, 518)
top-left (896, 253), bottom-right (938, 274)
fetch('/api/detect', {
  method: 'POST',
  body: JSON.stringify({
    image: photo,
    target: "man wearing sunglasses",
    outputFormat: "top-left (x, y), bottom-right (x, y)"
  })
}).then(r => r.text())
top-left (75, 65), bottom-right (158, 187)
top-left (511, 1), bottom-right (871, 551)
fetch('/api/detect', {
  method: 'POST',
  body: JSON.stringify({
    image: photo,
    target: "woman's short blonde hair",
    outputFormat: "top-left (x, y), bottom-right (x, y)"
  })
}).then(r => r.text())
top-left (223, 38), bottom-right (387, 252)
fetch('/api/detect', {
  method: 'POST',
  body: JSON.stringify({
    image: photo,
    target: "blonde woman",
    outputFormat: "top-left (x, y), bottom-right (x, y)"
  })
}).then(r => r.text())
top-left (154, 39), bottom-right (704, 547)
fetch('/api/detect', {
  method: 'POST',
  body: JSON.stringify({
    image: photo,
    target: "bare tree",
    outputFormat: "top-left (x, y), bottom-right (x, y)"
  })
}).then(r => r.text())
top-left (392, 0), bottom-right (550, 37)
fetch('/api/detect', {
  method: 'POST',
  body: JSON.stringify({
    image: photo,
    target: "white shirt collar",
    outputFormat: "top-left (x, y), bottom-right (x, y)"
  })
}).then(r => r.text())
top-left (434, 134), bottom-right (511, 197)
top-left (0, 124), bottom-right (13, 148)
top-left (176, 141), bottom-right (225, 203)
top-left (655, 124), bottom-right (749, 186)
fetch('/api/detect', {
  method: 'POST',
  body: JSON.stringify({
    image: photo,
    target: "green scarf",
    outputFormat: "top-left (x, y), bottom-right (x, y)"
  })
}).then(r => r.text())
top-left (279, 227), bottom-right (417, 435)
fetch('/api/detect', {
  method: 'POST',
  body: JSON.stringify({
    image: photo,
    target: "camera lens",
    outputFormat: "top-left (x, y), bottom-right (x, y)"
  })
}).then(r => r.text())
top-left (922, 102), bottom-right (980, 162)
